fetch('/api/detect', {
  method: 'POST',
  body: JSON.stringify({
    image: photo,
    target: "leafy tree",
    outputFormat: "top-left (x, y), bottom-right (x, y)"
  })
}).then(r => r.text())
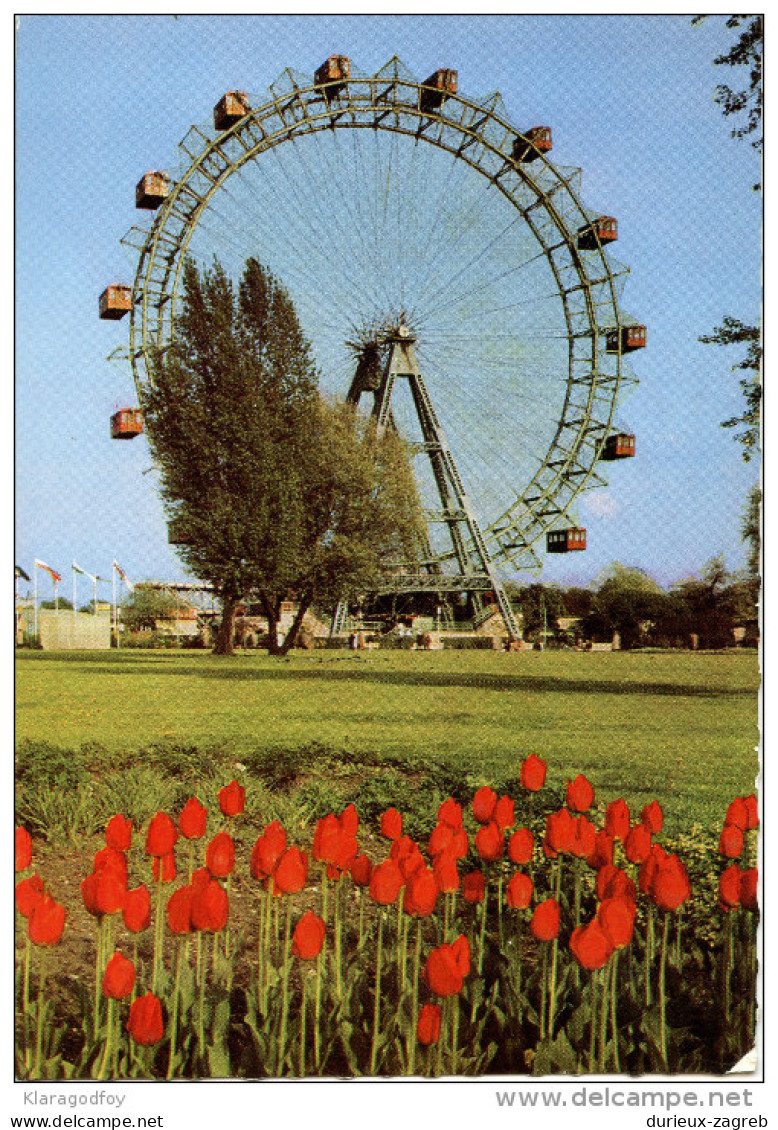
top-left (121, 588), bottom-right (186, 631)
top-left (693, 15), bottom-right (762, 154)
top-left (559, 586), bottom-right (594, 619)
top-left (517, 584), bottom-right (566, 642)
top-left (740, 484), bottom-right (761, 579)
top-left (670, 555), bottom-right (739, 649)
top-left (39, 598), bottom-right (74, 610)
top-left (699, 317), bottom-right (761, 462)
top-left (584, 563), bottom-right (666, 650)
top-left (144, 256), bottom-right (425, 656)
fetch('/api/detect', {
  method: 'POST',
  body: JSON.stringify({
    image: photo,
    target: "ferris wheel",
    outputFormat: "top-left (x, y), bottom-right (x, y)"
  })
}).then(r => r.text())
top-left (100, 54), bottom-right (644, 640)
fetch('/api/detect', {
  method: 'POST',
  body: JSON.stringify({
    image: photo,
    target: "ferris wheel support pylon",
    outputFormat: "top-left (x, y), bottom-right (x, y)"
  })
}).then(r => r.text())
top-left (348, 326), bottom-right (521, 642)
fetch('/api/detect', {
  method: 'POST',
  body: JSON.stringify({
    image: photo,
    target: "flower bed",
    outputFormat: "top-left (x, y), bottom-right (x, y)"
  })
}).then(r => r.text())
top-left (14, 760), bottom-right (758, 1079)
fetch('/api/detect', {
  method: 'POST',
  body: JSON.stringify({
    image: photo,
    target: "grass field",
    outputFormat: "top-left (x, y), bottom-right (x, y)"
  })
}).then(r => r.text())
top-left (15, 648), bottom-right (759, 833)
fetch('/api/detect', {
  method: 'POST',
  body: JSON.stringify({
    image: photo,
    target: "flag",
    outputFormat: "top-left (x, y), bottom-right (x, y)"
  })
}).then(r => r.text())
top-left (113, 560), bottom-right (134, 591)
top-left (15, 565), bottom-right (30, 581)
top-left (72, 561), bottom-right (87, 575)
top-left (34, 559), bottom-right (61, 583)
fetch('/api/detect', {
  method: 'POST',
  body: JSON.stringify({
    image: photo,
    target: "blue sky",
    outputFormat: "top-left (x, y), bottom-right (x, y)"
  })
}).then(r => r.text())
top-left (15, 14), bottom-right (761, 600)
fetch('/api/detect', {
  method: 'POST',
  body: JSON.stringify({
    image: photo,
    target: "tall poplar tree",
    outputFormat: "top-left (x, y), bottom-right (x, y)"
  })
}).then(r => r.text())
top-left (143, 257), bottom-right (425, 655)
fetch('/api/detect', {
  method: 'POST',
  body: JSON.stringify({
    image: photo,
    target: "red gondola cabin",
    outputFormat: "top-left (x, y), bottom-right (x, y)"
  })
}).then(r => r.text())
top-left (314, 55), bottom-right (351, 97)
top-left (513, 127), bottom-right (552, 163)
top-left (577, 216), bottom-right (618, 251)
top-left (136, 171), bottom-right (170, 210)
top-left (213, 91), bottom-right (250, 131)
top-left (420, 69), bottom-right (457, 113)
top-left (601, 433), bottom-right (636, 461)
top-left (547, 528), bottom-right (587, 553)
top-left (168, 518), bottom-right (194, 545)
top-left (606, 325), bottom-right (647, 353)
top-left (110, 408), bottom-right (144, 440)
top-left (99, 285), bottom-right (132, 321)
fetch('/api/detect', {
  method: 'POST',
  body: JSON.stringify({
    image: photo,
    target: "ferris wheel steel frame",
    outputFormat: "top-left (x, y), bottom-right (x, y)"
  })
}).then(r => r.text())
top-left (120, 56), bottom-right (638, 581)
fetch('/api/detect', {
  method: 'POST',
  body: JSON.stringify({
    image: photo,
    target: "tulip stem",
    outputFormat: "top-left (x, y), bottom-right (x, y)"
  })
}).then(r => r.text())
top-left (723, 912), bottom-right (734, 1026)
top-left (451, 993), bottom-right (460, 1075)
top-left (598, 963), bottom-right (609, 1074)
top-left (477, 884), bottom-right (488, 976)
top-left (645, 904), bottom-right (655, 1007)
top-left (358, 888), bottom-right (365, 951)
top-left (408, 921), bottom-right (422, 1077)
top-left (334, 878), bottom-right (342, 1001)
top-left (23, 934), bottom-right (32, 1070)
top-left (93, 916), bottom-right (105, 1039)
top-left (539, 944), bottom-right (548, 1041)
top-left (197, 932), bottom-right (208, 1064)
top-left (257, 891), bottom-right (265, 1014)
top-left (588, 970), bottom-right (597, 1073)
top-left (166, 939), bottom-right (183, 1080)
top-left (659, 913), bottom-right (670, 1071)
top-left (369, 912), bottom-right (385, 1076)
top-left (299, 970), bottom-right (308, 1076)
top-left (152, 878), bottom-right (164, 995)
top-left (34, 950), bottom-right (47, 1077)
top-left (548, 935), bottom-right (559, 1041)
top-left (610, 950), bottom-right (621, 1072)
top-left (276, 901), bottom-right (292, 1077)
top-left (314, 949), bottom-right (322, 1073)
top-left (497, 870), bottom-right (504, 949)
top-left (97, 997), bottom-right (115, 1081)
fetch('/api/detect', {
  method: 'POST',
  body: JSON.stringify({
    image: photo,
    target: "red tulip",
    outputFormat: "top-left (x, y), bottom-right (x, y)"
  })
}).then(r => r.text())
top-left (179, 797), bottom-right (207, 840)
top-left (339, 803), bottom-right (359, 836)
top-left (417, 1003), bottom-right (442, 1046)
top-left (544, 808), bottom-right (576, 855)
top-left (251, 821), bottom-right (287, 880)
top-left (127, 993), bottom-right (164, 1046)
top-left (641, 801), bottom-right (663, 835)
top-left (649, 854), bottom-right (691, 912)
top-left (424, 938), bottom-right (468, 997)
top-left (81, 867), bottom-right (126, 917)
top-left (566, 774), bottom-right (594, 813)
top-left (380, 807), bottom-right (403, 840)
top-left (15, 826), bottom-right (32, 872)
top-left (350, 853), bottom-right (372, 886)
top-left (452, 934), bottom-right (471, 977)
top-left (292, 911), bottom-right (326, 959)
top-left (570, 815), bottom-right (597, 860)
top-left (530, 898), bottom-right (560, 941)
top-left (719, 823), bottom-right (744, 858)
top-left (475, 821), bottom-right (503, 862)
top-left (505, 871), bottom-right (533, 909)
top-left (404, 867), bottom-right (439, 918)
top-left (437, 797), bottom-right (463, 829)
top-left (123, 885), bottom-right (151, 933)
top-left (472, 786), bottom-right (497, 824)
top-left (508, 827), bottom-right (534, 865)
top-left (28, 893), bottom-right (65, 946)
top-left (719, 864), bottom-right (742, 910)
top-left (461, 870), bottom-right (486, 904)
top-left (105, 814), bottom-right (132, 852)
top-left (102, 952), bottom-right (136, 999)
top-left (166, 885), bottom-right (194, 934)
top-left (742, 793), bottom-right (759, 831)
top-left (605, 799), bottom-right (630, 841)
top-left (94, 846), bottom-right (128, 885)
top-left (597, 896), bottom-right (636, 949)
top-left (313, 813), bottom-right (341, 863)
top-left (369, 859), bottom-right (404, 905)
top-left (15, 874), bottom-right (45, 918)
top-left (724, 797), bottom-right (749, 831)
top-left (427, 821), bottom-right (453, 859)
top-left (624, 823), bottom-right (652, 864)
top-left (152, 853), bottom-right (176, 884)
top-left (206, 832), bottom-right (235, 879)
top-left (191, 877), bottom-right (229, 932)
top-left (218, 780), bottom-right (245, 817)
top-left (638, 844), bottom-right (667, 896)
top-left (598, 865), bottom-right (637, 904)
top-left (145, 812), bottom-right (178, 857)
top-left (494, 795), bottom-right (515, 830)
top-left (273, 846), bottom-right (308, 895)
top-left (520, 754), bottom-right (546, 791)
top-left (740, 867), bottom-right (758, 910)
top-left (432, 851), bottom-right (460, 894)
top-left (587, 830), bottom-right (614, 871)
top-left (570, 919), bottom-right (614, 970)
top-left (391, 836), bottom-right (425, 880)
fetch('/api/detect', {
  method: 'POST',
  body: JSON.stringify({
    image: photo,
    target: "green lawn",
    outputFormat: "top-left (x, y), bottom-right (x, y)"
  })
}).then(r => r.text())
top-left (15, 648), bottom-right (759, 833)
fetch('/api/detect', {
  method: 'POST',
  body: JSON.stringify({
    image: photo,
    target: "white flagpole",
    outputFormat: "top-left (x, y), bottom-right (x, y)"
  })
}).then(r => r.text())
top-left (33, 567), bottom-right (38, 638)
top-left (73, 563), bottom-right (77, 619)
top-left (112, 567), bottom-right (117, 647)
top-left (54, 578), bottom-right (59, 614)
top-left (93, 574), bottom-right (98, 615)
